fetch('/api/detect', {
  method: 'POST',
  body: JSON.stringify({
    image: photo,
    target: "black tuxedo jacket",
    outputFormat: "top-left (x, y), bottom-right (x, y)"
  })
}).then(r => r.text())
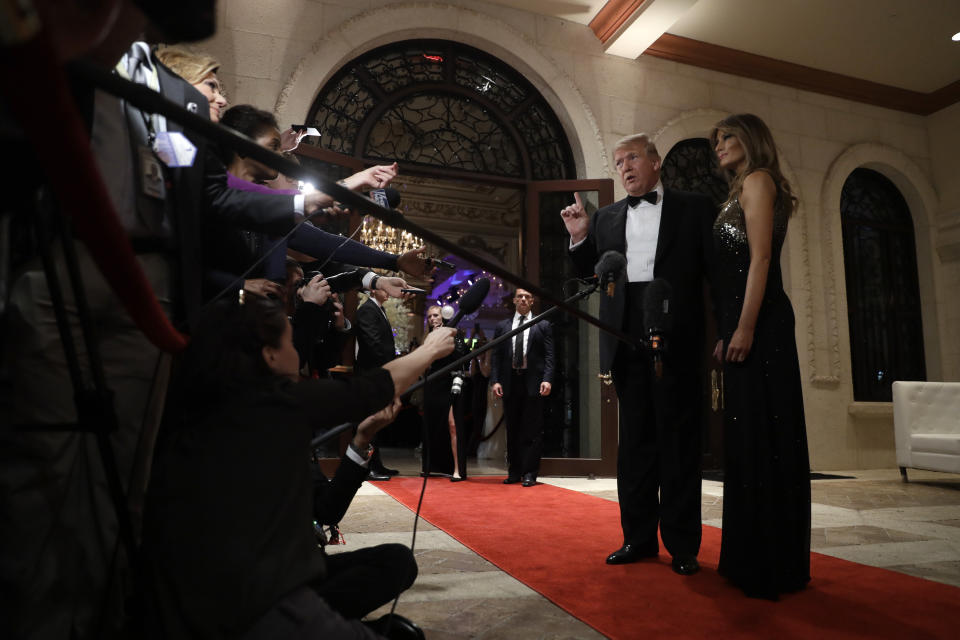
top-left (570, 188), bottom-right (716, 373)
top-left (354, 298), bottom-right (396, 371)
top-left (490, 317), bottom-right (555, 397)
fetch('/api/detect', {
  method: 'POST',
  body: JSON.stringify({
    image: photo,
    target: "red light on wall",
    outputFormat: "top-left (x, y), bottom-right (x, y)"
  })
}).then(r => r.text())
top-left (423, 54), bottom-right (444, 63)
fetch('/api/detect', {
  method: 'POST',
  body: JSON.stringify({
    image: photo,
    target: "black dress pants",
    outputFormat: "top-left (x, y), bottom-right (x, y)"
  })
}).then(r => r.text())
top-left (503, 370), bottom-right (544, 480)
top-left (312, 543), bottom-right (417, 619)
top-left (239, 585), bottom-right (383, 639)
top-left (610, 348), bottom-right (702, 559)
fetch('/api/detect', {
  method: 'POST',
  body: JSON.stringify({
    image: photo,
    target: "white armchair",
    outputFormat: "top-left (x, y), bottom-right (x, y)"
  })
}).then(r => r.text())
top-left (892, 381), bottom-right (960, 482)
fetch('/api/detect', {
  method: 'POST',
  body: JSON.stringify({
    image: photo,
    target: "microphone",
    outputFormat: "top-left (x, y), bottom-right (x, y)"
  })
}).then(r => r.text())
top-left (425, 257), bottom-right (456, 270)
top-left (445, 278), bottom-right (490, 327)
top-left (593, 251), bottom-right (627, 297)
top-left (299, 269), bottom-right (364, 293)
top-left (642, 278), bottom-right (673, 379)
top-left (368, 187), bottom-right (401, 209)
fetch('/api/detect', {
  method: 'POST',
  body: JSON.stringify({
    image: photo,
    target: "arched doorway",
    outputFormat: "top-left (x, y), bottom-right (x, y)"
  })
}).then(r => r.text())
top-left (297, 40), bottom-right (617, 476)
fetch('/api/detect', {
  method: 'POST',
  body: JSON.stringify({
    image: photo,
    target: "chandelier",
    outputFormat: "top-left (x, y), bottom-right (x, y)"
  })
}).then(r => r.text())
top-left (359, 216), bottom-right (422, 255)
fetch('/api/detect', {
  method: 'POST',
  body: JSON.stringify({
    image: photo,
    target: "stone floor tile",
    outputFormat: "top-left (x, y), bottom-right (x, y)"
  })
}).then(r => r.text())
top-left (370, 597), bottom-right (605, 640)
top-left (401, 571), bottom-right (536, 602)
top-left (336, 494), bottom-right (435, 532)
top-left (327, 529), bottom-right (468, 553)
top-left (821, 525), bottom-right (929, 547)
top-left (414, 548), bottom-right (499, 574)
top-left (936, 519), bottom-right (960, 528)
top-left (884, 560), bottom-right (960, 587)
top-left (818, 539), bottom-right (959, 567)
top-left (810, 528), bottom-right (827, 549)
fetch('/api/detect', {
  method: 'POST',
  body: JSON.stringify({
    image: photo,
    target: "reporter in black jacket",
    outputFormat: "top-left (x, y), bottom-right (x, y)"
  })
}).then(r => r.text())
top-left (141, 297), bottom-right (456, 638)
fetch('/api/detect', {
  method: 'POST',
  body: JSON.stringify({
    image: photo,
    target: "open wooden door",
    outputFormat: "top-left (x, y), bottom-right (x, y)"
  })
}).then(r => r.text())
top-left (525, 179), bottom-right (618, 477)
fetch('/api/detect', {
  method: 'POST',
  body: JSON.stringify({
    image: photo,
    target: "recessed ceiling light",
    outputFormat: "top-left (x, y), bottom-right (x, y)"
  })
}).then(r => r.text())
top-left (953, 31), bottom-right (960, 41)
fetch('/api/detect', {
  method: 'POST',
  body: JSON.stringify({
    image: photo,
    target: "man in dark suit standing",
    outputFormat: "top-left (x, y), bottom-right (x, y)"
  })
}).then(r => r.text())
top-left (560, 133), bottom-right (715, 576)
top-left (354, 288), bottom-right (400, 480)
top-left (491, 289), bottom-right (555, 487)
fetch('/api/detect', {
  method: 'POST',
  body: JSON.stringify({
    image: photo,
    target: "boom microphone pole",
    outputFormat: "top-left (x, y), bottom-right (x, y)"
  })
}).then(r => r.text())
top-left (68, 60), bottom-right (634, 350)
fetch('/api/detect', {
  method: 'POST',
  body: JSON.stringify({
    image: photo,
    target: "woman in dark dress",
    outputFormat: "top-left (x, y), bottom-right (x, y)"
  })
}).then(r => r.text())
top-left (710, 113), bottom-right (811, 600)
top-left (421, 305), bottom-right (469, 479)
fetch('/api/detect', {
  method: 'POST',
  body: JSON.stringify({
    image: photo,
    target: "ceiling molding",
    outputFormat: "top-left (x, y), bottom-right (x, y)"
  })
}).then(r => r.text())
top-left (644, 33), bottom-right (959, 116)
top-left (589, 0), bottom-right (646, 43)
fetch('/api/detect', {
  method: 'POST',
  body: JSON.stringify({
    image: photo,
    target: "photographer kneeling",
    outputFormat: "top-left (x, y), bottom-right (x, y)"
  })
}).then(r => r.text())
top-left (140, 297), bottom-right (455, 639)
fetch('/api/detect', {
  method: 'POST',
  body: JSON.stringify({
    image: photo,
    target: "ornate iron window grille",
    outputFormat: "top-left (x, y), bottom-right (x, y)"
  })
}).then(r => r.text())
top-left (840, 168), bottom-right (926, 402)
top-left (305, 40), bottom-right (574, 181)
top-left (661, 138), bottom-right (729, 208)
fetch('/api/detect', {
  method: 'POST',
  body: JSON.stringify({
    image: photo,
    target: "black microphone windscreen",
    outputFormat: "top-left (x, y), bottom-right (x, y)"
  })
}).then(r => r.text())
top-left (594, 250), bottom-right (626, 281)
top-left (642, 278), bottom-right (673, 334)
top-left (457, 278), bottom-right (491, 316)
top-left (321, 269), bottom-right (361, 293)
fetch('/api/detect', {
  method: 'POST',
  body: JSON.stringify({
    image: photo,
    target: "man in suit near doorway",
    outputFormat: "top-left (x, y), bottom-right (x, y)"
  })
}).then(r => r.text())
top-left (491, 289), bottom-right (555, 487)
top-left (559, 133), bottom-right (715, 576)
top-left (354, 288), bottom-right (400, 480)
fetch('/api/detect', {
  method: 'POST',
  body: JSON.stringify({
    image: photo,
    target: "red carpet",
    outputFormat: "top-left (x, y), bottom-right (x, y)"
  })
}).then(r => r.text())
top-left (379, 476), bottom-right (960, 639)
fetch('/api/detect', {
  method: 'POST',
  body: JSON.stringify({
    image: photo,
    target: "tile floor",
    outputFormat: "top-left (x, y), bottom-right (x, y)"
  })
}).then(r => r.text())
top-left (330, 454), bottom-right (960, 639)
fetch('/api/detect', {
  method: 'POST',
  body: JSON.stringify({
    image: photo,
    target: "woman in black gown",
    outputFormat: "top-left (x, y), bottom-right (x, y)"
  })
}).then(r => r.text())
top-left (421, 305), bottom-right (469, 479)
top-left (710, 113), bottom-right (811, 600)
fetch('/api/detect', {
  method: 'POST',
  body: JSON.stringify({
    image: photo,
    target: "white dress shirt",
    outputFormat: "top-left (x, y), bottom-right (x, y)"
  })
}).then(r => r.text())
top-left (511, 311), bottom-right (532, 369)
top-left (624, 181), bottom-right (663, 282)
top-left (568, 182), bottom-right (663, 282)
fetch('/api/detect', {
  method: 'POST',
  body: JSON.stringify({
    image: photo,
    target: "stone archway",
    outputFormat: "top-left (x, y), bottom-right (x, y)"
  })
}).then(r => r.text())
top-left (274, 2), bottom-right (609, 182)
top-left (822, 143), bottom-right (944, 382)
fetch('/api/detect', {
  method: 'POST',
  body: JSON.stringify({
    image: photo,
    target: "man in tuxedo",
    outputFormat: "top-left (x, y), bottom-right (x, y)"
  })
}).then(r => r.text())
top-left (354, 288), bottom-right (400, 480)
top-left (491, 289), bottom-right (555, 487)
top-left (560, 133), bottom-right (715, 576)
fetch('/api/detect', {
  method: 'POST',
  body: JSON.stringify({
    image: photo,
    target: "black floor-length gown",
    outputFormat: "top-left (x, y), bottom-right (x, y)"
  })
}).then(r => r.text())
top-left (713, 196), bottom-right (811, 599)
top-left (421, 335), bottom-right (468, 476)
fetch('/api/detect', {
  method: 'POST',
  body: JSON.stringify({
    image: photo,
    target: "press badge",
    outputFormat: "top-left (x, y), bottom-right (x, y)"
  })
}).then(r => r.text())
top-left (153, 131), bottom-right (197, 168)
top-left (139, 146), bottom-right (166, 200)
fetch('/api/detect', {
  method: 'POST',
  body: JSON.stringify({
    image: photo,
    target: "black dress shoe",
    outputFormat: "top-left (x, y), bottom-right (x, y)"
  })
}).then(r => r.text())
top-left (450, 475), bottom-right (466, 482)
top-left (367, 470), bottom-right (391, 481)
top-left (671, 556), bottom-right (700, 576)
top-left (363, 613), bottom-right (425, 640)
top-left (503, 476), bottom-right (521, 484)
top-left (605, 544), bottom-right (658, 565)
top-left (380, 466), bottom-right (400, 476)
top-left (521, 473), bottom-right (537, 487)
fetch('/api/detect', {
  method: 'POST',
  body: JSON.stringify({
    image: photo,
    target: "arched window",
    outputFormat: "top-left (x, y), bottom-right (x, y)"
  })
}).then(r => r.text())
top-left (841, 168), bottom-right (926, 402)
top-left (304, 40), bottom-right (574, 180)
top-left (661, 138), bottom-right (728, 208)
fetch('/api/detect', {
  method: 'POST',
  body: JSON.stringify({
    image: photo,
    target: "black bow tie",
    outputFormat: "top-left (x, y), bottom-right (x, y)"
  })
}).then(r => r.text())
top-left (627, 191), bottom-right (658, 207)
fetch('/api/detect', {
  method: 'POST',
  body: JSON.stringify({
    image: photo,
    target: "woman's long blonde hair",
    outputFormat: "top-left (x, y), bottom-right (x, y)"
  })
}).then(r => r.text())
top-left (426, 305), bottom-right (442, 332)
top-left (155, 45), bottom-right (221, 85)
top-left (710, 113), bottom-right (798, 216)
